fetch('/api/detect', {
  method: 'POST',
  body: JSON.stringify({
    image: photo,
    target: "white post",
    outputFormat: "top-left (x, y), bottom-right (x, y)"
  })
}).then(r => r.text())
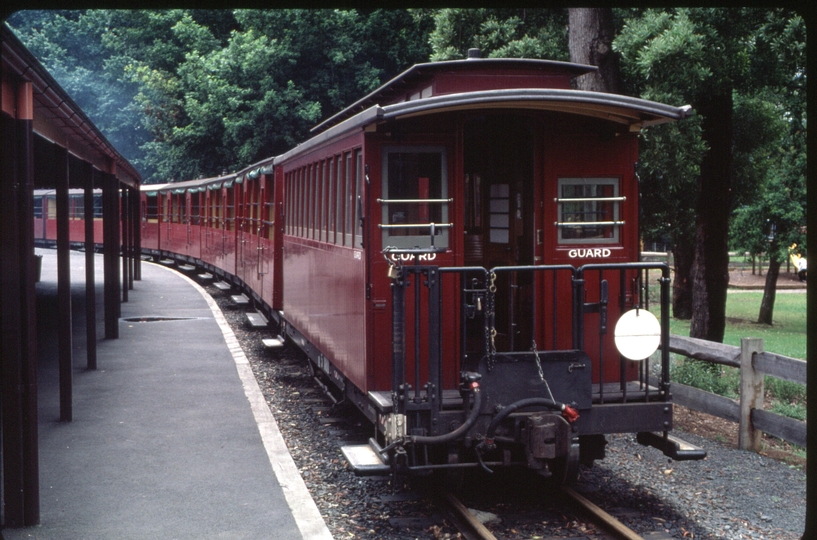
top-left (739, 337), bottom-right (764, 452)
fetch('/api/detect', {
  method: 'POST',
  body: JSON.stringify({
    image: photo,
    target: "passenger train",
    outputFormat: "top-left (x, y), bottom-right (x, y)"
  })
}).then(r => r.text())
top-left (35, 52), bottom-right (706, 483)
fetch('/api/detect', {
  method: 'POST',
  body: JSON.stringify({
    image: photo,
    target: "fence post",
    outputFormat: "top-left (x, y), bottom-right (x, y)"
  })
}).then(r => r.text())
top-left (739, 337), bottom-right (764, 452)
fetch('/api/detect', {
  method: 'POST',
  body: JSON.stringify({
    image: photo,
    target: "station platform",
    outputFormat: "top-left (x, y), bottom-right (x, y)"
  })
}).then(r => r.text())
top-left (2, 249), bottom-right (332, 540)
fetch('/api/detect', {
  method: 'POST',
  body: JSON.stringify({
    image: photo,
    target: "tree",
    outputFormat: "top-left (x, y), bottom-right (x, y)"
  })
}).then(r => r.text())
top-left (7, 10), bottom-right (154, 178)
top-left (8, 9), bottom-right (433, 183)
top-left (614, 8), bottom-right (804, 342)
top-left (568, 8), bottom-right (621, 93)
top-left (427, 8), bottom-right (568, 61)
top-left (729, 26), bottom-right (807, 325)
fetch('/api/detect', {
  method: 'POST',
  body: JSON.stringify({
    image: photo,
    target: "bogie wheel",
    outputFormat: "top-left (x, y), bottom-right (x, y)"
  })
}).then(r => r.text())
top-left (550, 436), bottom-right (580, 486)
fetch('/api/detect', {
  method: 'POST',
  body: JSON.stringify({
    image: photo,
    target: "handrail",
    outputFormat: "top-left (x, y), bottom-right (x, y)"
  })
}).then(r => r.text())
top-left (378, 223), bottom-right (453, 230)
top-left (555, 196), bottom-right (626, 203)
top-left (555, 220), bottom-right (625, 227)
top-left (377, 198), bottom-right (452, 204)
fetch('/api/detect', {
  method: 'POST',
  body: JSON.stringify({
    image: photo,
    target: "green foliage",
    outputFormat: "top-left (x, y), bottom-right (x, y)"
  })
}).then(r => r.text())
top-left (728, 11), bottom-right (807, 265)
top-left (769, 401), bottom-right (807, 422)
top-left (8, 9), bottom-right (432, 183)
top-left (428, 8), bottom-right (568, 61)
top-left (671, 359), bottom-right (739, 399)
top-left (765, 377), bottom-right (806, 404)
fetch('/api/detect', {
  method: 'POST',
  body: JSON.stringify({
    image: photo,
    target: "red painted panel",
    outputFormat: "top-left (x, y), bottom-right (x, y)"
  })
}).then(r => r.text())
top-left (270, 171), bottom-right (285, 310)
top-left (368, 254), bottom-right (461, 393)
top-left (283, 237), bottom-right (368, 391)
top-left (434, 71), bottom-right (572, 95)
top-left (141, 220), bottom-right (159, 251)
top-left (541, 131), bottom-right (642, 383)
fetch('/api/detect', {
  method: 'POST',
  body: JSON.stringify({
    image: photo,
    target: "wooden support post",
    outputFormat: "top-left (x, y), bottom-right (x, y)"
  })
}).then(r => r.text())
top-left (55, 145), bottom-right (73, 422)
top-left (134, 187), bottom-right (142, 281)
top-left (130, 187), bottom-right (137, 286)
top-left (121, 187), bottom-right (129, 302)
top-left (1, 81), bottom-right (40, 527)
top-left (103, 172), bottom-right (120, 338)
top-left (85, 164), bottom-right (97, 369)
top-left (739, 337), bottom-right (764, 452)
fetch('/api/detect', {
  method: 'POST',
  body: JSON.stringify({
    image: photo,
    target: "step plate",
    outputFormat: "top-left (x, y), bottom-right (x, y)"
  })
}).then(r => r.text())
top-left (341, 444), bottom-right (390, 476)
top-left (262, 337), bottom-right (284, 349)
top-left (246, 312), bottom-right (268, 327)
top-left (637, 432), bottom-right (707, 461)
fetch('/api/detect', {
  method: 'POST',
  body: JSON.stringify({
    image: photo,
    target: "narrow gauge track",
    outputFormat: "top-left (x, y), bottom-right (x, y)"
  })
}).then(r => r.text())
top-left (439, 491), bottom-right (497, 540)
top-left (440, 487), bottom-right (650, 540)
top-left (198, 272), bottom-right (698, 539)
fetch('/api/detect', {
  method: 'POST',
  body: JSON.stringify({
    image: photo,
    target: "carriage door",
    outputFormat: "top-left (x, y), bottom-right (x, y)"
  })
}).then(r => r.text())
top-left (463, 115), bottom-right (536, 351)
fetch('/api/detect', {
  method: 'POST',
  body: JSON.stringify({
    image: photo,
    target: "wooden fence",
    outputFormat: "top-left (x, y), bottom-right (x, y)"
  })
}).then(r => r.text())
top-left (663, 335), bottom-right (807, 451)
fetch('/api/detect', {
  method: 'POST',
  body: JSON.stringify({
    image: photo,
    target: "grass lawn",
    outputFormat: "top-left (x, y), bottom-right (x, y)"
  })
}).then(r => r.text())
top-left (670, 291), bottom-right (807, 360)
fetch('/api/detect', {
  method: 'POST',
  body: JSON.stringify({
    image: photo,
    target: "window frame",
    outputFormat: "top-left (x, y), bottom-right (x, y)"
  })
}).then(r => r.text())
top-left (556, 177), bottom-right (623, 245)
top-left (380, 145), bottom-right (450, 251)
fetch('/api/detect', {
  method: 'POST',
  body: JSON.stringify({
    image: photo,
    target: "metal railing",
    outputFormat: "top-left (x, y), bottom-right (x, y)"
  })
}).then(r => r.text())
top-left (387, 258), bottom-right (673, 424)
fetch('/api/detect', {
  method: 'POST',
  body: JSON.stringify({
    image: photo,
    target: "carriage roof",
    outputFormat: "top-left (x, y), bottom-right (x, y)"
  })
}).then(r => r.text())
top-left (275, 57), bottom-right (691, 166)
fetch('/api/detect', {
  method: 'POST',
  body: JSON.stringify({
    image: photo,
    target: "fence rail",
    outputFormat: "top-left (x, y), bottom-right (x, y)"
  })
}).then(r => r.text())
top-left (661, 335), bottom-right (807, 451)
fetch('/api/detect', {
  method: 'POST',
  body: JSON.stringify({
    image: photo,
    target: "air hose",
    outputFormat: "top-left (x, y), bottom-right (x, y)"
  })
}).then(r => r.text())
top-left (405, 381), bottom-right (482, 445)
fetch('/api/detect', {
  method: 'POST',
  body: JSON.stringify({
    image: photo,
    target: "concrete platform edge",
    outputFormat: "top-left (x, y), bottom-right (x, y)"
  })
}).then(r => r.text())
top-left (175, 270), bottom-right (334, 540)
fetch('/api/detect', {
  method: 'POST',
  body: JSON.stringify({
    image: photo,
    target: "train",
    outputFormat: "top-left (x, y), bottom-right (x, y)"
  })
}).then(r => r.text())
top-left (35, 52), bottom-right (706, 484)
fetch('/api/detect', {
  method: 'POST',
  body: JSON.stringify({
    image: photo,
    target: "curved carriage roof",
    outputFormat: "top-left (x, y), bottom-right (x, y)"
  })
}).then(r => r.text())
top-left (276, 87), bottom-right (692, 166)
top-left (142, 157), bottom-right (275, 194)
top-left (312, 57), bottom-right (598, 133)
top-left (380, 88), bottom-right (693, 128)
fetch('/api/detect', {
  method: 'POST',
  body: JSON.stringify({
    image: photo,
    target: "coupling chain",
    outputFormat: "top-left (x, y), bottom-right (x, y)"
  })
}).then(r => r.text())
top-left (531, 340), bottom-right (556, 404)
top-left (485, 271), bottom-right (497, 371)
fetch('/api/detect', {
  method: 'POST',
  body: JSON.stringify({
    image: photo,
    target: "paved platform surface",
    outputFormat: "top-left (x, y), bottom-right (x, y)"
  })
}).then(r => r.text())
top-left (2, 249), bottom-right (332, 540)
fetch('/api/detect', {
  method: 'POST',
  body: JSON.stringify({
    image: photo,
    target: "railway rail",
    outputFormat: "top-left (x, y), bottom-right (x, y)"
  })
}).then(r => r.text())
top-left (440, 491), bottom-right (498, 540)
top-left (442, 487), bottom-right (652, 540)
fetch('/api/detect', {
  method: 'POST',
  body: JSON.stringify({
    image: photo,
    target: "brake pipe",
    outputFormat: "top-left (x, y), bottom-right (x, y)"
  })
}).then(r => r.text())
top-left (405, 381), bottom-right (482, 445)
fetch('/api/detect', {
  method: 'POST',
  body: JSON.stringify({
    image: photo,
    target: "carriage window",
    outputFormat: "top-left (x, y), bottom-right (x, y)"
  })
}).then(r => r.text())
top-left (145, 194), bottom-right (158, 223)
top-left (326, 158), bottom-right (335, 244)
top-left (33, 196), bottom-right (43, 219)
top-left (556, 177), bottom-right (623, 244)
top-left (380, 147), bottom-right (449, 250)
top-left (299, 167), bottom-right (306, 237)
top-left (191, 192), bottom-right (200, 226)
top-left (335, 156), bottom-right (344, 244)
top-left (355, 150), bottom-right (364, 248)
top-left (344, 153), bottom-right (354, 246)
top-left (70, 195), bottom-right (84, 220)
top-left (322, 160), bottom-right (330, 242)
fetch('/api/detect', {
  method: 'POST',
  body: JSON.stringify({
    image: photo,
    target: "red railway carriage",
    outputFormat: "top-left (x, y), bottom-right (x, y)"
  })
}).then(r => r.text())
top-left (33, 189), bottom-right (104, 245)
top-left (141, 162), bottom-right (282, 310)
top-left (137, 53), bottom-right (704, 483)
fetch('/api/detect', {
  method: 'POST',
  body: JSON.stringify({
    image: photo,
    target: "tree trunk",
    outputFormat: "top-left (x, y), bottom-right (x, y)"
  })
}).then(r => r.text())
top-left (758, 255), bottom-right (782, 325)
top-left (568, 8), bottom-right (621, 93)
top-left (689, 92), bottom-right (733, 343)
top-left (672, 240), bottom-right (694, 319)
